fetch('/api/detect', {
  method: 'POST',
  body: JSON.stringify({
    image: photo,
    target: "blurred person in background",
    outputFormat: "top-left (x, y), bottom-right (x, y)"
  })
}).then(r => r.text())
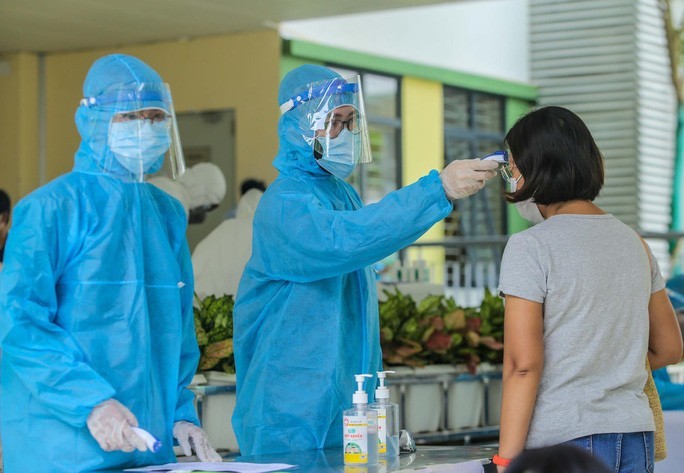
top-left (0, 188), bottom-right (9, 471)
top-left (0, 189), bottom-right (10, 271)
top-left (149, 161), bottom-right (228, 224)
top-left (193, 182), bottom-right (265, 299)
top-left (0, 54), bottom-right (220, 473)
top-left (225, 178), bottom-right (266, 219)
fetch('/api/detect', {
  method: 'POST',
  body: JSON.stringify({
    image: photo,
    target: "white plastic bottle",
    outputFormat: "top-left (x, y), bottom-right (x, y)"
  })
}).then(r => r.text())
top-left (369, 370), bottom-right (400, 458)
top-left (343, 374), bottom-right (379, 466)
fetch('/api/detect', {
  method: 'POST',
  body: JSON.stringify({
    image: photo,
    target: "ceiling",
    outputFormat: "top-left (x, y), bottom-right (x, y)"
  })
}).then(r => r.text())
top-left (0, 0), bottom-right (461, 54)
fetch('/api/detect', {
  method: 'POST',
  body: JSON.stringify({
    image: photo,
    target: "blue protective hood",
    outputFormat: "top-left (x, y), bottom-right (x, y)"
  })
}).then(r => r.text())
top-left (73, 54), bottom-right (165, 177)
top-left (273, 65), bottom-right (342, 177)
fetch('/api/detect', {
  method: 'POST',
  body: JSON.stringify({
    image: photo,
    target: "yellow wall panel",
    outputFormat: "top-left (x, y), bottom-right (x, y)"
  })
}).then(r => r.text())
top-left (402, 77), bottom-right (446, 283)
top-left (0, 53), bottom-right (40, 203)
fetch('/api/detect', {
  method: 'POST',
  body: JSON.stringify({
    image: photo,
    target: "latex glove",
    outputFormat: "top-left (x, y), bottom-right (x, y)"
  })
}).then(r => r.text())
top-left (87, 399), bottom-right (147, 453)
top-left (173, 421), bottom-right (223, 462)
top-left (439, 158), bottom-right (499, 200)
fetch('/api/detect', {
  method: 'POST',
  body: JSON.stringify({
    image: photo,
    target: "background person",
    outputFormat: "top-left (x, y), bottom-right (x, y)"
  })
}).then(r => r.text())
top-left (149, 161), bottom-right (228, 224)
top-left (0, 189), bottom-right (8, 473)
top-left (0, 189), bottom-right (10, 270)
top-left (0, 54), bottom-right (220, 473)
top-left (192, 185), bottom-right (264, 299)
top-left (494, 106), bottom-right (683, 472)
top-left (232, 64), bottom-right (498, 456)
top-left (225, 178), bottom-right (266, 219)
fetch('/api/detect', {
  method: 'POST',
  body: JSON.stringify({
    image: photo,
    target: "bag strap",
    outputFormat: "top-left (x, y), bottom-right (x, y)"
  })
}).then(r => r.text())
top-left (638, 234), bottom-right (667, 461)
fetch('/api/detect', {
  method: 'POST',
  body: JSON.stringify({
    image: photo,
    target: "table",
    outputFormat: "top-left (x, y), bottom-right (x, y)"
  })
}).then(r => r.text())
top-left (93, 445), bottom-right (496, 473)
top-left (226, 446), bottom-right (497, 473)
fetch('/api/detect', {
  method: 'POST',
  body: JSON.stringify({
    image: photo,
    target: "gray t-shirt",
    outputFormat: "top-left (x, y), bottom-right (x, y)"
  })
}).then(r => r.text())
top-left (498, 214), bottom-right (664, 447)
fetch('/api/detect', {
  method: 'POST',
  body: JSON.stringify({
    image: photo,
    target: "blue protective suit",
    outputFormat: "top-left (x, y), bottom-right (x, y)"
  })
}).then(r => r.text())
top-left (0, 55), bottom-right (199, 472)
top-left (231, 65), bottom-right (453, 456)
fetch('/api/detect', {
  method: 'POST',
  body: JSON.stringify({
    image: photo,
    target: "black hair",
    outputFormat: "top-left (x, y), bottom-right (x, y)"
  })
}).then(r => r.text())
top-left (504, 106), bottom-right (604, 205)
top-left (0, 189), bottom-right (9, 263)
top-left (0, 189), bottom-right (10, 216)
top-left (506, 445), bottom-right (611, 473)
top-left (240, 178), bottom-right (267, 195)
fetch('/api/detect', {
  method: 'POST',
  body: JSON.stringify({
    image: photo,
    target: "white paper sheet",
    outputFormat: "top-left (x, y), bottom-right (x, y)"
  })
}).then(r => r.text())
top-left (125, 461), bottom-right (296, 472)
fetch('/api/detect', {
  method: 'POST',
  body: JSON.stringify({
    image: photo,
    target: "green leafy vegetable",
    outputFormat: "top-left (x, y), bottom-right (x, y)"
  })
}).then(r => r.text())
top-left (378, 287), bottom-right (504, 373)
top-left (193, 293), bottom-right (235, 374)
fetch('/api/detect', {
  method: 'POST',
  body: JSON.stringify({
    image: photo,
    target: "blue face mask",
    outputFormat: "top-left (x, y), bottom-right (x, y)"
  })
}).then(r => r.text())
top-left (315, 129), bottom-right (358, 179)
top-left (108, 120), bottom-right (170, 175)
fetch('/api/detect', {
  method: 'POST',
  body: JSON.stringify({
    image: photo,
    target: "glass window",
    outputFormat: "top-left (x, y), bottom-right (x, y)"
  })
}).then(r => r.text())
top-left (363, 74), bottom-right (399, 118)
top-left (443, 87), bottom-right (506, 286)
top-left (444, 88), bottom-right (469, 128)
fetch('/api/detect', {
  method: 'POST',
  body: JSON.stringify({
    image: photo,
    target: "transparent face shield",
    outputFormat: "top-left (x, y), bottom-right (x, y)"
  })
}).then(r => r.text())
top-left (280, 74), bottom-right (373, 167)
top-left (80, 82), bottom-right (185, 182)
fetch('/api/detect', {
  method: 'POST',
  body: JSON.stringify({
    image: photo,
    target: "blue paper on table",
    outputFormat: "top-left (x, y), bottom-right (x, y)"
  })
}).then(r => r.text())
top-left (125, 461), bottom-right (295, 472)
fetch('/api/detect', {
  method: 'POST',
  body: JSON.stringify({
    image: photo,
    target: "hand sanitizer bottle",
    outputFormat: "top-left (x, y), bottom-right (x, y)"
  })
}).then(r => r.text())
top-left (343, 374), bottom-right (378, 466)
top-left (369, 371), bottom-right (400, 457)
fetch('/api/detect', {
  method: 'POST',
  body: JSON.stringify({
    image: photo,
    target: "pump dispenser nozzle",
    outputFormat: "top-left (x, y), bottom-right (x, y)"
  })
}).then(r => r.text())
top-left (353, 374), bottom-right (372, 404)
top-left (375, 370), bottom-right (395, 400)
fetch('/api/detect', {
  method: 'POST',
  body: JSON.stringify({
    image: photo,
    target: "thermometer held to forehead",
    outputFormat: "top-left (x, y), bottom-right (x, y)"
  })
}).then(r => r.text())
top-left (481, 151), bottom-right (508, 163)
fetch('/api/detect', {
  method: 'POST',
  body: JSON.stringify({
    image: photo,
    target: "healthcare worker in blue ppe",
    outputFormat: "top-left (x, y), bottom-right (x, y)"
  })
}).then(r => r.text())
top-left (0, 54), bottom-right (221, 473)
top-left (232, 64), bottom-right (499, 456)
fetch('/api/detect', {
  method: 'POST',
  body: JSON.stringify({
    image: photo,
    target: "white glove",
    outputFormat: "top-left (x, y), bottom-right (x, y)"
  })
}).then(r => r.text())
top-left (87, 399), bottom-right (147, 453)
top-left (173, 420), bottom-right (223, 462)
top-left (439, 158), bottom-right (499, 200)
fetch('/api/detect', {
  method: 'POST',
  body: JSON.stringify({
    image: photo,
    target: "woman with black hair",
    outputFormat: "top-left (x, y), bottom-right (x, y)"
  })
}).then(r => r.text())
top-left (493, 106), bottom-right (683, 472)
top-left (506, 445), bottom-right (610, 473)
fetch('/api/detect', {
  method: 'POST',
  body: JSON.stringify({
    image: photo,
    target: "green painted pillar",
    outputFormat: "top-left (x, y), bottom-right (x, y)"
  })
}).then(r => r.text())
top-left (505, 98), bottom-right (533, 235)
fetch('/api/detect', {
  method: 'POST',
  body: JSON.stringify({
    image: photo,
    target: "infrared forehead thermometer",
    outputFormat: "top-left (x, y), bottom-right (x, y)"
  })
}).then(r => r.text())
top-left (481, 151), bottom-right (508, 163)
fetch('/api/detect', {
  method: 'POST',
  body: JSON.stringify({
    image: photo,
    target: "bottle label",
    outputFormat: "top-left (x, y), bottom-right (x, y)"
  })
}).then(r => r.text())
top-left (376, 407), bottom-right (387, 454)
top-left (343, 415), bottom-right (368, 464)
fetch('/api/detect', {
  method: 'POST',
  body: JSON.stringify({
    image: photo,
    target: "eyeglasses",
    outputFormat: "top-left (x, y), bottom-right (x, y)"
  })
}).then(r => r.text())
top-left (325, 117), bottom-right (360, 136)
top-left (323, 108), bottom-right (361, 137)
top-left (500, 163), bottom-right (516, 183)
top-left (112, 110), bottom-right (170, 123)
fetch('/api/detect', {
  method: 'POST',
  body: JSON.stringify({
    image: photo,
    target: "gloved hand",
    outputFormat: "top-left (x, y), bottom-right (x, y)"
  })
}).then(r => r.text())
top-left (173, 420), bottom-right (223, 462)
top-left (87, 399), bottom-right (147, 453)
top-left (439, 158), bottom-right (499, 200)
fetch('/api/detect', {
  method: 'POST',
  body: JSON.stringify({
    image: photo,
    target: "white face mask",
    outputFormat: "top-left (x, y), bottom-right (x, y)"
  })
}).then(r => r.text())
top-left (108, 121), bottom-right (171, 175)
top-left (315, 129), bottom-right (358, 179)
top-left (515, 198), bottom-right (545, 225)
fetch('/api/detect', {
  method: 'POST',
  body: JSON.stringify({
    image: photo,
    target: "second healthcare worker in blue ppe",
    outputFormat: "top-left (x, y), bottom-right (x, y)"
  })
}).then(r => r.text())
top-left (232, 64), bottom-right (498, 456)
top-left (0, 54), bottom-right (221, 472)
